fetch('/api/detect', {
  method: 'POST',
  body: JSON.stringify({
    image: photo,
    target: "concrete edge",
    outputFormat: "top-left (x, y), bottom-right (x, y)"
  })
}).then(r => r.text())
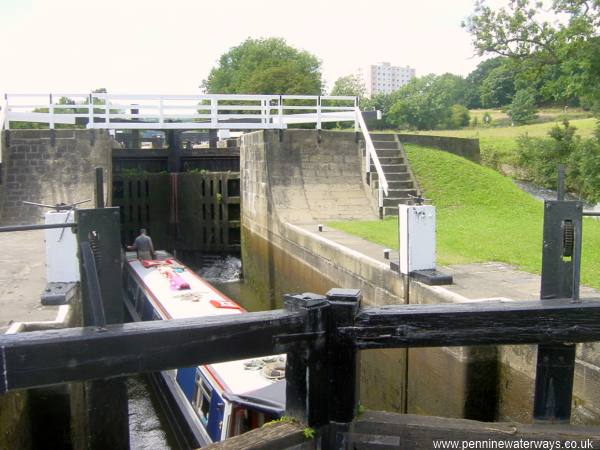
top-left (5, 305), bottom-right (72, 334)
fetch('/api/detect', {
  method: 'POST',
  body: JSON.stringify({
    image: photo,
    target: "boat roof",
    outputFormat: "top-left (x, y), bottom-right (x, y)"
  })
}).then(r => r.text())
top-left (126, 252), bottom-right (284, 397)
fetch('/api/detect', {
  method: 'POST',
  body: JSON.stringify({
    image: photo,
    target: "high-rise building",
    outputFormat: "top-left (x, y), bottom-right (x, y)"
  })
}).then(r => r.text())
top-left (358, 62), bottom-right (416, 98)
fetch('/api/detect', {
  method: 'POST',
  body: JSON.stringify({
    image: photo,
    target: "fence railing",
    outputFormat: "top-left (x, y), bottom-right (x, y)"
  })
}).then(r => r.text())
top-left (355, 108), bottom-right (388, 207)
top-left (0, 93), bottom-right (358, 130)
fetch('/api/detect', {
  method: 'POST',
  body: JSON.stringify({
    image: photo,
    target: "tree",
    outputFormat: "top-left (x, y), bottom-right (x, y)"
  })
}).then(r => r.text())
top-left (465, 57), bottom-right (506, 108)
top-left (330, 75), bottom-right (366, 101)
top-left (479, 62), bottom-right (515, 108)
top-left (507, 89), bottom-right (538, 124)
top-left (387, 74), bottom-right (469, 130)
top-left (361, 92), bottom-right (399, 129)
top-left (202, 38), bottom-right (323, 95)
top-left (446, 104), bottom-right (471, 129)
top-left (463, 0), bottom-right (600, 109)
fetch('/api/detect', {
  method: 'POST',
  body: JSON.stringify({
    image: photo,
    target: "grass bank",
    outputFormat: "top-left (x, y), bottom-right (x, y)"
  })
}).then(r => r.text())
top-left (329, 144), bottom-right (600, 290)
top-left (407, 117), bottom-right (597, 168)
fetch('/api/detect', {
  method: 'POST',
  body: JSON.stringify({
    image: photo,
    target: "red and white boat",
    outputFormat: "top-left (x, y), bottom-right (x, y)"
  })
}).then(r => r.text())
top-left (123, 251), bottom-right (285, 449)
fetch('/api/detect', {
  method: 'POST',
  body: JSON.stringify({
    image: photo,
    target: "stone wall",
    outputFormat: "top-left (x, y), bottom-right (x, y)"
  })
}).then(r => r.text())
top-left (0, 130), bottom-right (113, 225)
top-left (240, 129), bottom-right (599, 424)
top-left (397, 134), bottom-right (481, 163)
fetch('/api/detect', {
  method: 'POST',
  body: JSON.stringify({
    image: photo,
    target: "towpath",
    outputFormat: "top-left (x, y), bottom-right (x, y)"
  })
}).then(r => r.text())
top-left (297, 224), bottom-right (600, 301)
top-left (0, 230), bottom-right (58, 333)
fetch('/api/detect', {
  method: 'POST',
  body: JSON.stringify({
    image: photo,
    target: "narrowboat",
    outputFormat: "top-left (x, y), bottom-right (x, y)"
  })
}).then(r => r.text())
top-left (123, 251), bottom-right (285, 449)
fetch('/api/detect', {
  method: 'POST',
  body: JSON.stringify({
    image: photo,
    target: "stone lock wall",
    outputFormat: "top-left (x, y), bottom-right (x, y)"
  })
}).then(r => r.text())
top-left (0, 130), bottom-right (113, 225)
top-left (239, 129), bottom-right (600, 424)
top-left (397, 134), bottom-right (481, 163)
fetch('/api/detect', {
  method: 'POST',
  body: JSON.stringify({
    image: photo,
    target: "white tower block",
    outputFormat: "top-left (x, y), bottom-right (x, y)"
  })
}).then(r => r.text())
top-left (399, 205), bottom-right (436, 275)
top-left (45, 211), bottom-right (80, 282)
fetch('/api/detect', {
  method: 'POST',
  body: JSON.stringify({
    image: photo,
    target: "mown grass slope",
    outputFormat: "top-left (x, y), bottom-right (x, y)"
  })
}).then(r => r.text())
top-left (409, 117), bottom-right (597, 167)
top-left (329, 144), bottom-right (600, 290)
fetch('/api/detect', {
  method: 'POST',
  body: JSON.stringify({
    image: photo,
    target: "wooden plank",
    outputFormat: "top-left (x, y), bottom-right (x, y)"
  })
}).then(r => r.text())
top-left (354, 412), bottom-right (600, 449)
top-left (0, 309), bottom-right (305, 393)
top-left (347, 298), bottom-right (600, 349)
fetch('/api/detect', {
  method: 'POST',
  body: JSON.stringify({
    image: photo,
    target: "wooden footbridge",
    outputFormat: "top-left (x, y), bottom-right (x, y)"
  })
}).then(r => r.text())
top-left (0, 184), bottom-right (599, 448)
top-left (0, 92), bottom-right (390, 209)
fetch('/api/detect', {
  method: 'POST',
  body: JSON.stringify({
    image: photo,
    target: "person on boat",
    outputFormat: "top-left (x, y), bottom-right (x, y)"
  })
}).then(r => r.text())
top-left (127, 228), bottom-right (156, 260)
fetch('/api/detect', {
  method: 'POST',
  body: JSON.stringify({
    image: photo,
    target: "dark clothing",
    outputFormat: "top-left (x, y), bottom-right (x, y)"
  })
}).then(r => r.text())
top-left (132, 234), bottom-right (154, 260)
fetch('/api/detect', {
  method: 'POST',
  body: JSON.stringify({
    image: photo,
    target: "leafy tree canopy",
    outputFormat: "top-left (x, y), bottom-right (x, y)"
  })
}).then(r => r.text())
top-left (507, 88), bottom-right (538, 124)
top-left (479, 61), bottom-right (516, 107)
top-left (330, 74), bottom-right (366, 101)
top-left (463, 0), bottom-right (600, 108)
top-left (202, 37), bottom-right (323, 95)
top-left (387, 74), bottom-right (469, 130)
top-left (465, 56), bottom-right (507, 108)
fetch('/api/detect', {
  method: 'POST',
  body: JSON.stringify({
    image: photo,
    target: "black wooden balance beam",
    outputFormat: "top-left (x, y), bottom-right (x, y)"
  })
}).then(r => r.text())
top-left (341, 298), bottom-right (600, 349)
top-left (0, 309), bottom-right (306, 394)
top-left (2, 297), bottom-right (600, 394)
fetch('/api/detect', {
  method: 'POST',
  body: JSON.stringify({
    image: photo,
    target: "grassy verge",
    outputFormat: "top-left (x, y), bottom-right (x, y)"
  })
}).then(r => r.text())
top-left (329, 144), bottom-right (600, 290)
top-left (403, 117), bottom-right (597, 168)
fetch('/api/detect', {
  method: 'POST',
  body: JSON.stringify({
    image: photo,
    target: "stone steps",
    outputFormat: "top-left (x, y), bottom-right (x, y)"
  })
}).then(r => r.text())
top-left (371, 140), bottom-right (398, 149)
top-left (383, 191), bottom-right (418, 207)
top-left (372, 156), bottom-right (404, 165)
top-left (372, 147), bottom-right (402, 156)
top-left (367, 133), bottom-right (420, 217)
top-left (387, 180), bottom-right (414, 189)
top-left (369, 133), bottom-right (396, 141)
top-left (371, 171), bottom-right (411, 181)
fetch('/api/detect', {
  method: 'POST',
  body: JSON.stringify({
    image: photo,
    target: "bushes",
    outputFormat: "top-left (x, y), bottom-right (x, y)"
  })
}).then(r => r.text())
top-left (445, 104), bottom-right (471, 129)
top-left (507, 89), bottom-right (537, 125)
top-left (516, 120), bottom-right (600, 202)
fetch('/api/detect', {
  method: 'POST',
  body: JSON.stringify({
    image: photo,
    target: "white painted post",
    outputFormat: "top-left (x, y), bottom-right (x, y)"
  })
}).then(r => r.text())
top-left (278, 96), bottom-right (283, 128)
top-left (159, 97), bottom-right (164, 127)
top-left (1, 94), bottom-right (8, 131)
top-left (398, 205), bottom-right (436, 275)
top-left (211, 98), bottom-right (218, 127)
top-left (49, 94), bottom-right (55, 129)
top-left (316, 96), bottom-right (322, 130)
top-left (104, 94), bottom-right (110, 125)
top-left (88, 94), bottom-right (93, 129)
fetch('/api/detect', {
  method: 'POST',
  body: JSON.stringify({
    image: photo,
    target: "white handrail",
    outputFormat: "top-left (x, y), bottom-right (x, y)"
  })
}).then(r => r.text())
top-left (2, 93), bottom-right (358, 131)
top-left (355, 107), bottom-right (388, 208)
top-left (0, 98), bottom-right (7, 131)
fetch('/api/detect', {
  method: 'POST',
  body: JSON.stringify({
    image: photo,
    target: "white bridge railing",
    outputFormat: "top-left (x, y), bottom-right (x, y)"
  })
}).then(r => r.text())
top-left (0, 92), bottom-right (389, 209)
top-left (355, 109), bottom-right (388, 207)
top-left (1, 93), bottom-right (359, 130)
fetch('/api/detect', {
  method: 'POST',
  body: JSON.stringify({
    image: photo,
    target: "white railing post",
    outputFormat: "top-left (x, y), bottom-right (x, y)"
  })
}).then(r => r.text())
top-left (354, 97), bottom-right (359, 133)
top-left (104, 94), bottom-right (110, 126)
top-left (316, 96), bottom-right (322, 130)
top-left (211, 98), bottom-right (218, 127)
top-left (355, 106), bottom-right (388, 202)
top-left (0, 94), bottom-right (8, 131)
top-left (159, 97), bottom-right (164, 127)
top-left (278, 95), bottom-right (283, 128)
top-left (49, 94), bottom-right (55, 130)
top-left (88, 94), bottom-right (93, 129)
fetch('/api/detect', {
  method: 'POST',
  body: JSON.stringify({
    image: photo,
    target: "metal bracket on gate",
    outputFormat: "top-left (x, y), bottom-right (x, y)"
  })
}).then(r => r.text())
top-left (80, 241), bottom-right (107, 330)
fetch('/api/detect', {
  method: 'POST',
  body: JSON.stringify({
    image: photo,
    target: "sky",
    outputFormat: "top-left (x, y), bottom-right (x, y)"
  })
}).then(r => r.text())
top-left (0, 0), bottom-right (499, 95)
